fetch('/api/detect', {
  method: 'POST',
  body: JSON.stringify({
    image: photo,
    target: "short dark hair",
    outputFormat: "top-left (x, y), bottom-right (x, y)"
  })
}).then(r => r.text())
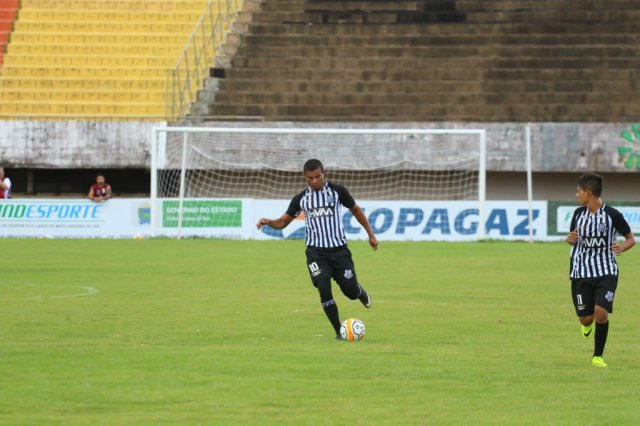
top-left (303, 159), bottom-right (324, 173)
top-left (577, 173), bottom-right (603, 197)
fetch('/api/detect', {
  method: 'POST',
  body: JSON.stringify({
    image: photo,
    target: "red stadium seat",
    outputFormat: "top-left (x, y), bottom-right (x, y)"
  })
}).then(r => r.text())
top-left (0, 0), bottom-right (20, 67)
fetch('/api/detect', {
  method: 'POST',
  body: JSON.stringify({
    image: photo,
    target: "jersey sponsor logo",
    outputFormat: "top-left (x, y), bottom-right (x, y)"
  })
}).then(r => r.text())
top-left (344, 269), bottom-right (354, 279)
top-left (308, 206), bottom-right (335, 218)
top-left (605, 291), bottom-right (614, 302)
top-left (581, 236), bottom-right (607, 248)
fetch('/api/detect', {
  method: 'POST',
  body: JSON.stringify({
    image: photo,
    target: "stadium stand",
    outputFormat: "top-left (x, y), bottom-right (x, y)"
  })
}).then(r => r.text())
top-left (0, 0), bottom-right (19, 67)
top-left (0, 0), bottom-right (212, 119)
top-left (200, 0), bottom-right (640, 122)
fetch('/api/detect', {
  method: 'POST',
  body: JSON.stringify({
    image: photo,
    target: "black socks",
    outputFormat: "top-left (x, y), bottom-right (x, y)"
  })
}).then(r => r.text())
top-left (321, 298), bottom-right (341, 334)
top-left (594, 321), bottom-right (609, 357)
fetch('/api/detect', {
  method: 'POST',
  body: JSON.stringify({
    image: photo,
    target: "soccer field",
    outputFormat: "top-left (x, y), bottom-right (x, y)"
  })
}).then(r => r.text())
top-left (1, 239), bottom-right (639, 425)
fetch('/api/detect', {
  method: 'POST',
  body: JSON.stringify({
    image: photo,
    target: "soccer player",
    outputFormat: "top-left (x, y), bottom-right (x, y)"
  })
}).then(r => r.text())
top-left (256, 159), bottom-right (378, 339)
top-left (566, 173), bottom-right (635, 367)
top-left (88, 174), bottom-right (112, 202)
top-left (0, 166), bottom-right (11, 199)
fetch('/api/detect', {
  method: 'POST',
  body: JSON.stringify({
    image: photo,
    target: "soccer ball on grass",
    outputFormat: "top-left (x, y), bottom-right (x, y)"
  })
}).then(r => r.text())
top-left (340, 318), bottom-right (366, 341)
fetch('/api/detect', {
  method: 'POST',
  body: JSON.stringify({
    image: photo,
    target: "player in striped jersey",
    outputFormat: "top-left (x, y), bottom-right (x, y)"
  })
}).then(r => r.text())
top-left (257, 159), bottom-right (378, 339)
top-left (566, 173), bottom-right (635, 366)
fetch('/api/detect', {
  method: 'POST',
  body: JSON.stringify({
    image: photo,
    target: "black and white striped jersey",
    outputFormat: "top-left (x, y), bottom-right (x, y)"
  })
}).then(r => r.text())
top-left (286, 181), bottom-right (356, 248)
top-left (569, 204), bottom-right (631, 279)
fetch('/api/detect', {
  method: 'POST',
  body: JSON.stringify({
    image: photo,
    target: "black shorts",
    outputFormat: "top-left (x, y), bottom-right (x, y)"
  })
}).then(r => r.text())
top-left (571, 275), bottom-right (618, 316)
top-left (305, 245), bottom-right (358, 288)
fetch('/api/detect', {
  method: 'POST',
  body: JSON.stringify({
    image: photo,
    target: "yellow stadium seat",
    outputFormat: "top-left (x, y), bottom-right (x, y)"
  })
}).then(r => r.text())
top-left (0, 0), bottom-right (237, 120)
top-left (17, 103), bottom-right (35, 114)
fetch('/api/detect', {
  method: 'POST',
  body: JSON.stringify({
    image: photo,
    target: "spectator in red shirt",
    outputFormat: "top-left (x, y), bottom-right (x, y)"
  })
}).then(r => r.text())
top-left (88, 174), bottom-right (112, 202)
top-left (0, 166), bottom-right (11, 199)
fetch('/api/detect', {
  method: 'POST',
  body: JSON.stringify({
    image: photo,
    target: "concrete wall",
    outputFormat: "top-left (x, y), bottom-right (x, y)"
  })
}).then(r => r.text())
top-left (0, 120), bottom-right (162, 168)
top-left (488, 172), bottom-right (640, 201)
top-left (1, 120), bottom-right (638, 174)
top-left (198, 121), bottom-right (640, 174)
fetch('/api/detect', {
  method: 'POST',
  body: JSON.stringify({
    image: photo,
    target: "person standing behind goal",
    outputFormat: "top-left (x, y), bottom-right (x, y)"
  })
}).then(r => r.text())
top-left (88, 174), bottom-right (112, 202)
top-left (257, 159), bottom-right (378, 340)
top-left (0, 166), bottom-right (12, 199)
top-left (566, 173), bottom-right (635, 367)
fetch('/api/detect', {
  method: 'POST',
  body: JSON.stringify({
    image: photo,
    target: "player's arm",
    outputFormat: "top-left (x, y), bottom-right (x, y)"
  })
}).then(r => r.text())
top-left (335, 183), bottom-right (378, 250)
top-left (566, 209), bottom-right (579, 245)
top-left (256, 213), bottom-right (295, 230)
top-left (350, 204), bottom-right (378, 251)
top-left (611, 210), bottom-right (635, 254)
top-left (257, 193), bottom-right (302, 230)
top-left (103, 185), bottom-right (113, 200)
top-left (0, 178), bottom-right (8, 190)
top-left (88, 187), bottom-right (99, 202)
top-left (612, 232), bottom-right (635, 254)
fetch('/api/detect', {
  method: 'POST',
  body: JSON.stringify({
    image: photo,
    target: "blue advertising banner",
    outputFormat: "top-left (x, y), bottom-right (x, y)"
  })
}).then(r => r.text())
top-left (253, 200), bottom-right (548, 241)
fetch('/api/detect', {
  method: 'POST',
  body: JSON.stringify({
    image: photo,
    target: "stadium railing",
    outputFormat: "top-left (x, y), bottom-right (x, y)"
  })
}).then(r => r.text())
top-left (166, 0), bottom-right (243, 122)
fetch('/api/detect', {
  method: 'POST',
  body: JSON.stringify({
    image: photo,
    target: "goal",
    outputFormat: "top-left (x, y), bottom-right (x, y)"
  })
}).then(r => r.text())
top-left (150, 126), bottom-right (486, 238)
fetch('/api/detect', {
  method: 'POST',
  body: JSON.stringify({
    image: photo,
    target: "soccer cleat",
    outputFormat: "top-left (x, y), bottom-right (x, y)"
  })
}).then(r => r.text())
top-left (581, 321), bottom-right (594, 339)
top-left (334, 334), bottom-right (345, 341)
top-left (592, 356), bottom-right (607, 367)
top-left (359, 286), bottom-right (372, 309)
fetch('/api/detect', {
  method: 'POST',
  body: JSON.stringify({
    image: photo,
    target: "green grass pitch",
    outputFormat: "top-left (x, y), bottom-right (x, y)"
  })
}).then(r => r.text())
top-left (1, 239), bottom-right (639, 425)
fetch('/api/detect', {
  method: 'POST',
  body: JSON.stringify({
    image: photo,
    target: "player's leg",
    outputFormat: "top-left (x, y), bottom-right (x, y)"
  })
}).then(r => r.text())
top-left (591, 276), bottom-right (617, 366)
top-left (571, 279), bottom-right (595, 338)
top-left (331, 246), bottom-right (371, 308)
top-left (316, 277), bottom-right (342, 337)
top-left (306, 250), bottom-right (341, 337)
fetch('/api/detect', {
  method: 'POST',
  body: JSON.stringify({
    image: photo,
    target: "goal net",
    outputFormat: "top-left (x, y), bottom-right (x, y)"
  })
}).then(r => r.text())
top-left (150, 127), bottom-right (486, 237)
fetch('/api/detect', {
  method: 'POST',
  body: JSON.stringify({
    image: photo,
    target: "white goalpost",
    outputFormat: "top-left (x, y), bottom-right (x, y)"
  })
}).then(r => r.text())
top-left (150, 126), bottom-right (487, 239)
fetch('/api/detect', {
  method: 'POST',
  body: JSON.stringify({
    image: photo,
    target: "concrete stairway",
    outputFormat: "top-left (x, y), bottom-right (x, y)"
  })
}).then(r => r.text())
top-left (198, 0), bottom-right (640, 121)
